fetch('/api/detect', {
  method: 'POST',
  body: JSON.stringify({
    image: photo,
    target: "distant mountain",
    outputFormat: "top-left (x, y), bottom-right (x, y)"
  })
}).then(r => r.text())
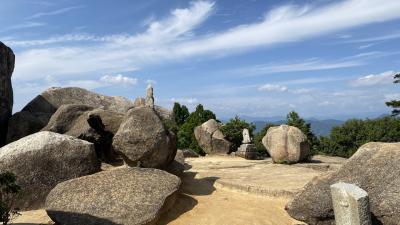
top-left (252, 119), bottom-right (344, 137)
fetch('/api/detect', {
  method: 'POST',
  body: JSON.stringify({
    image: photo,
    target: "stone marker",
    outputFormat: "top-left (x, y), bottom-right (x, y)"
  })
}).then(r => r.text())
top-left (146, 84), bottom-right (154, 108)
top-left (330, 182), bottom-right (371, 225)
top-left (236, 129), bottom-right (257, 159)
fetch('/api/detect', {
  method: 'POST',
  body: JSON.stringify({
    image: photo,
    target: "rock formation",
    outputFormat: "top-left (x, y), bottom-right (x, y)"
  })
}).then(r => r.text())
top-left (286, 142), bottom-right (400, 225)
top-left (165, 149), bottom-right (186, 176)
top-left (0, 131), bottom-right (100, 209)
top-left (0, 42), bottom-right (14, 146)
top-left (112, 107), bottom-right (177, 168)
top-left (181, 149), bottom-right (200, 158)
top-left (6, 87), bottom-right (133, 144)
top-left (194, 119), bottom-right (231, 155)
top-left (262, 125), bottom-right (309, 163)
top-left (134, 97), bottom-right (146, 107)
top-left (42, 104), bottom-right (124, 162)
top-left (46, 167), bottom-right (181, 225)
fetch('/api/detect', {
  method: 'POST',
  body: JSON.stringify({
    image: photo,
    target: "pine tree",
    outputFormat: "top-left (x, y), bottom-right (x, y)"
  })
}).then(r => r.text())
top-left (386, 73), bottom-right (400, 116)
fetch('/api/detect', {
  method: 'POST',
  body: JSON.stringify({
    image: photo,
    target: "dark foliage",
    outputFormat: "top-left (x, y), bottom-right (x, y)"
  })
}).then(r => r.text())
top-left (0, 172), bottom-right (21, 225)
top-left (220, 116), bottom-right (255, 152)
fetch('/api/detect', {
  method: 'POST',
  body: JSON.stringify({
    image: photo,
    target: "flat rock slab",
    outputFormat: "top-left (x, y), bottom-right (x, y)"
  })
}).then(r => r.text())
top-left (46, 167), bottom-right (181, 225)
top-left (186, 155), bottom-right (346, 197)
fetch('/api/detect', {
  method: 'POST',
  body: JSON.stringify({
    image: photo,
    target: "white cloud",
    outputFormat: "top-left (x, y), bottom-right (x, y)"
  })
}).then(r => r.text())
top-left (342, 31), bottom-right (400, 44)
top-left (146, 79), bottom-right (157, 85)
top-left (170, 97), bottom-right (198, 105)
top-left (352, 70), bottom-right (397, 87)
top-left (0, 22), bottom-right (46, 32)
top-left (7, 0), bottom-right (400, 83)
top-left (258, 84), bottom-right (288, 92)
top-left (28, 5), bottom-right (84, 19)
top-left (100, 74), bottom-right (138, 86)
top-left (292, 88), bottom-right (313, 94)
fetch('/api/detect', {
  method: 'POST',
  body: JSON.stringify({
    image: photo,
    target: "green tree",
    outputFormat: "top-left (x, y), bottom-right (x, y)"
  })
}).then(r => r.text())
top-left (172, 102), bottom-right (190, 126)
top-left (386, 73), bottom-right (400, 116)
top-left (253, 123), bottom-right (275, 155)
top-left (220, 116), bottom-right (255, 152)
top-left (177, 104), bottom-right (216, 155)
top-left (0, 172), bottom-right (21, 225)
top-left (286, 111), bottom-right (319, 154)
top-left (318, 116), bottom-right (400, 157)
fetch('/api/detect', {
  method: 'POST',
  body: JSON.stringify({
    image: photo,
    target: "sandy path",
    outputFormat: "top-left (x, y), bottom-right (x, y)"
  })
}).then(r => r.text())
top-left (158, 171), bottom-right (304, 225)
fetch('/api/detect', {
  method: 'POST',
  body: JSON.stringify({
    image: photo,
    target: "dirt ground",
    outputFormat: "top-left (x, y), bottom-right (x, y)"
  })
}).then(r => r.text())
top-left (11, 155), bottom-right (345, 225)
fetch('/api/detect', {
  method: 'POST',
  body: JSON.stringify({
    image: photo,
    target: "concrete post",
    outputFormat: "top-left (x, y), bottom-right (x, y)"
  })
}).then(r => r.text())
top-left (330, 182), bottom-right (372, 225)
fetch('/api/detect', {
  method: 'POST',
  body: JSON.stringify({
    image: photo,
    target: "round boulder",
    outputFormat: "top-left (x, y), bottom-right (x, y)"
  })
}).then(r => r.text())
top-left (262, 125), bottom-right (309, 164)
top-left (46, 167), bottom-right (181, 225)
top-left (112, 107), bottom-right (177, 168)
top-left (0, 131), bottom-right (100, 209)
top-left (194, 119), bottom-right (231, 155)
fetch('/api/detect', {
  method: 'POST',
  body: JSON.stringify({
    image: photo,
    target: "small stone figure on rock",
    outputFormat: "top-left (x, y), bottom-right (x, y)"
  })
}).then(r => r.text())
top-left (145, 84), bottom-right (154, 108)
top-left (236, 128), bottom-right (257, 160)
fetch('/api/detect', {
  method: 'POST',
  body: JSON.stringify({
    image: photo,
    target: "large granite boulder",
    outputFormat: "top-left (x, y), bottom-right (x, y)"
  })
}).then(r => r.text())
top-left (194, 119), bottom-right (231, 155)
top-left (286, 142), bottom-right (400, 225)
top-left (0, 42), bottom-right (14, 146)
top-left (0, 131), bottom-right (100, 209)
top-left (6, 87), bottom-right (133, 144)
top-left (112, 107), bottom-right (177, 168)
top-left (46, 167), bottom-right (181, 225)
top-left (262, 125), bottom-right (309, 163)
top-left (42, 104), bottom-right (124, 162)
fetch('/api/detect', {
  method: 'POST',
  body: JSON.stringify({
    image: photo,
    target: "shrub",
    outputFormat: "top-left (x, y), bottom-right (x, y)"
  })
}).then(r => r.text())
top-left (318, 116), bottom-right (400, 157)
top-left (0, 172), bottom-right (21, 225)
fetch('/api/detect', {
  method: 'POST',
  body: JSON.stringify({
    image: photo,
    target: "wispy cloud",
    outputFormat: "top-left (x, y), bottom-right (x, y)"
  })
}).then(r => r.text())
top-left (258, 84), bottom-right (288, 92)
top-left (0, 22), bottom-right (46, 32)
top-left (352, 70), bottom-right (397, 87)
top-left (28, 5), bottom-right (84, 19)
top-left (342, 31), bottom-right (400, 44)
top-left (7, 0), bottom-right (400, 83)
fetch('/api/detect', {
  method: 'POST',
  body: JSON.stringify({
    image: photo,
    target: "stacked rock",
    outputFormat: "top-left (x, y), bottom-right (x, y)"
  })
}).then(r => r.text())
top-left (236, 129), bottom-right (257, 160)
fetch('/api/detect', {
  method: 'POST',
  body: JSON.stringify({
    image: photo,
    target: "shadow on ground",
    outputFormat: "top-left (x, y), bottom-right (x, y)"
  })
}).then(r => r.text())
top-left (157, 171), bottom-right (219, 225)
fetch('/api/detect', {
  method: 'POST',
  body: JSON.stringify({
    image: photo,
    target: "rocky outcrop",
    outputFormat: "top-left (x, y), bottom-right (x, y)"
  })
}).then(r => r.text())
top-left (0, 131), bottom-right (100, 209)
top-left (112, 107), bottom-right (177, 168)
top-left (46, 167), bottom-right (181, 225)
top-left (194, 119), bottom-right (231, 155)
top-left (262, 125), bottom-right (309, 164)
top-left (42, 104), bottom-right (124, 162)
top-left (286, 142), bottom-right (400, 225)
top-left (6, 87), bottom-right (133, 144)
top-left (0, 42), bottom-right (14, 146)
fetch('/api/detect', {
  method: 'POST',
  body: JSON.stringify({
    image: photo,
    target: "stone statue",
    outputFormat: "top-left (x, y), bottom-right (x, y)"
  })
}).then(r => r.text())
top-left (145, 84), bottom-right (154, 108)
top-left (242, 128), bottom-right (251, 144)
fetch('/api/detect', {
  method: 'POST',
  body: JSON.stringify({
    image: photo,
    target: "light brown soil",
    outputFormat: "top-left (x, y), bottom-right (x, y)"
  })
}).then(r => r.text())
top-left (11, 155), bottom-right (345, 225)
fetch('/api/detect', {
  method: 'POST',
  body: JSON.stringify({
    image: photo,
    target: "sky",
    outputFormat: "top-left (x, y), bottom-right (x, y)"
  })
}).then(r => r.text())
top-left (1, 0), bottom-right (399, 120)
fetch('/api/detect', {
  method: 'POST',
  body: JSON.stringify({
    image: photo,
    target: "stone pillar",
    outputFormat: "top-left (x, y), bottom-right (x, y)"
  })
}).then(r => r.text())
top-left (145, 85), bottom-right (154, 108)
top-left (330, 182), bottom-right (372, 225)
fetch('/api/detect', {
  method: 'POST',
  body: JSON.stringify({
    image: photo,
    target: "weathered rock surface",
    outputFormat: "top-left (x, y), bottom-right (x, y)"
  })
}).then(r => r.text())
top-left (194, 119), bottom-right (231, 155)
top-left (42, 104), bottom-right (124, 161)
top-left (181, 149), bottom-right (200, 158)
top-left (165, 149), bottom-right (186, 176)
top-left (46, 167), bottom-right (181, 225)
top-left (6, 87), bottom-right (133, 144)
top-left (262, 125), bottom-right (309, 164)
top-left (112, 107), bottom-right (177, 168)
top-left (236, 143), bottom-right (257, 160)
top-left (0, 42), bottom-right (14, 146)
top-left (0, 131), bottom-right (100, 209)
top-left (286, 142), bottom-right (400, 225)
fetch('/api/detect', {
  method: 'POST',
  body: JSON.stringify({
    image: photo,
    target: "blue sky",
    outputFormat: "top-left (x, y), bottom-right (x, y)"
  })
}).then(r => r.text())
top-left (1, 0), bottom-right (399, 120)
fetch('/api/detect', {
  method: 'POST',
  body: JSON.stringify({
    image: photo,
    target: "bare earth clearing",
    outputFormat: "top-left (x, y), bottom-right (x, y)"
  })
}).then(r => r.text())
top-left (11, 155), bottom-right (346, 225)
